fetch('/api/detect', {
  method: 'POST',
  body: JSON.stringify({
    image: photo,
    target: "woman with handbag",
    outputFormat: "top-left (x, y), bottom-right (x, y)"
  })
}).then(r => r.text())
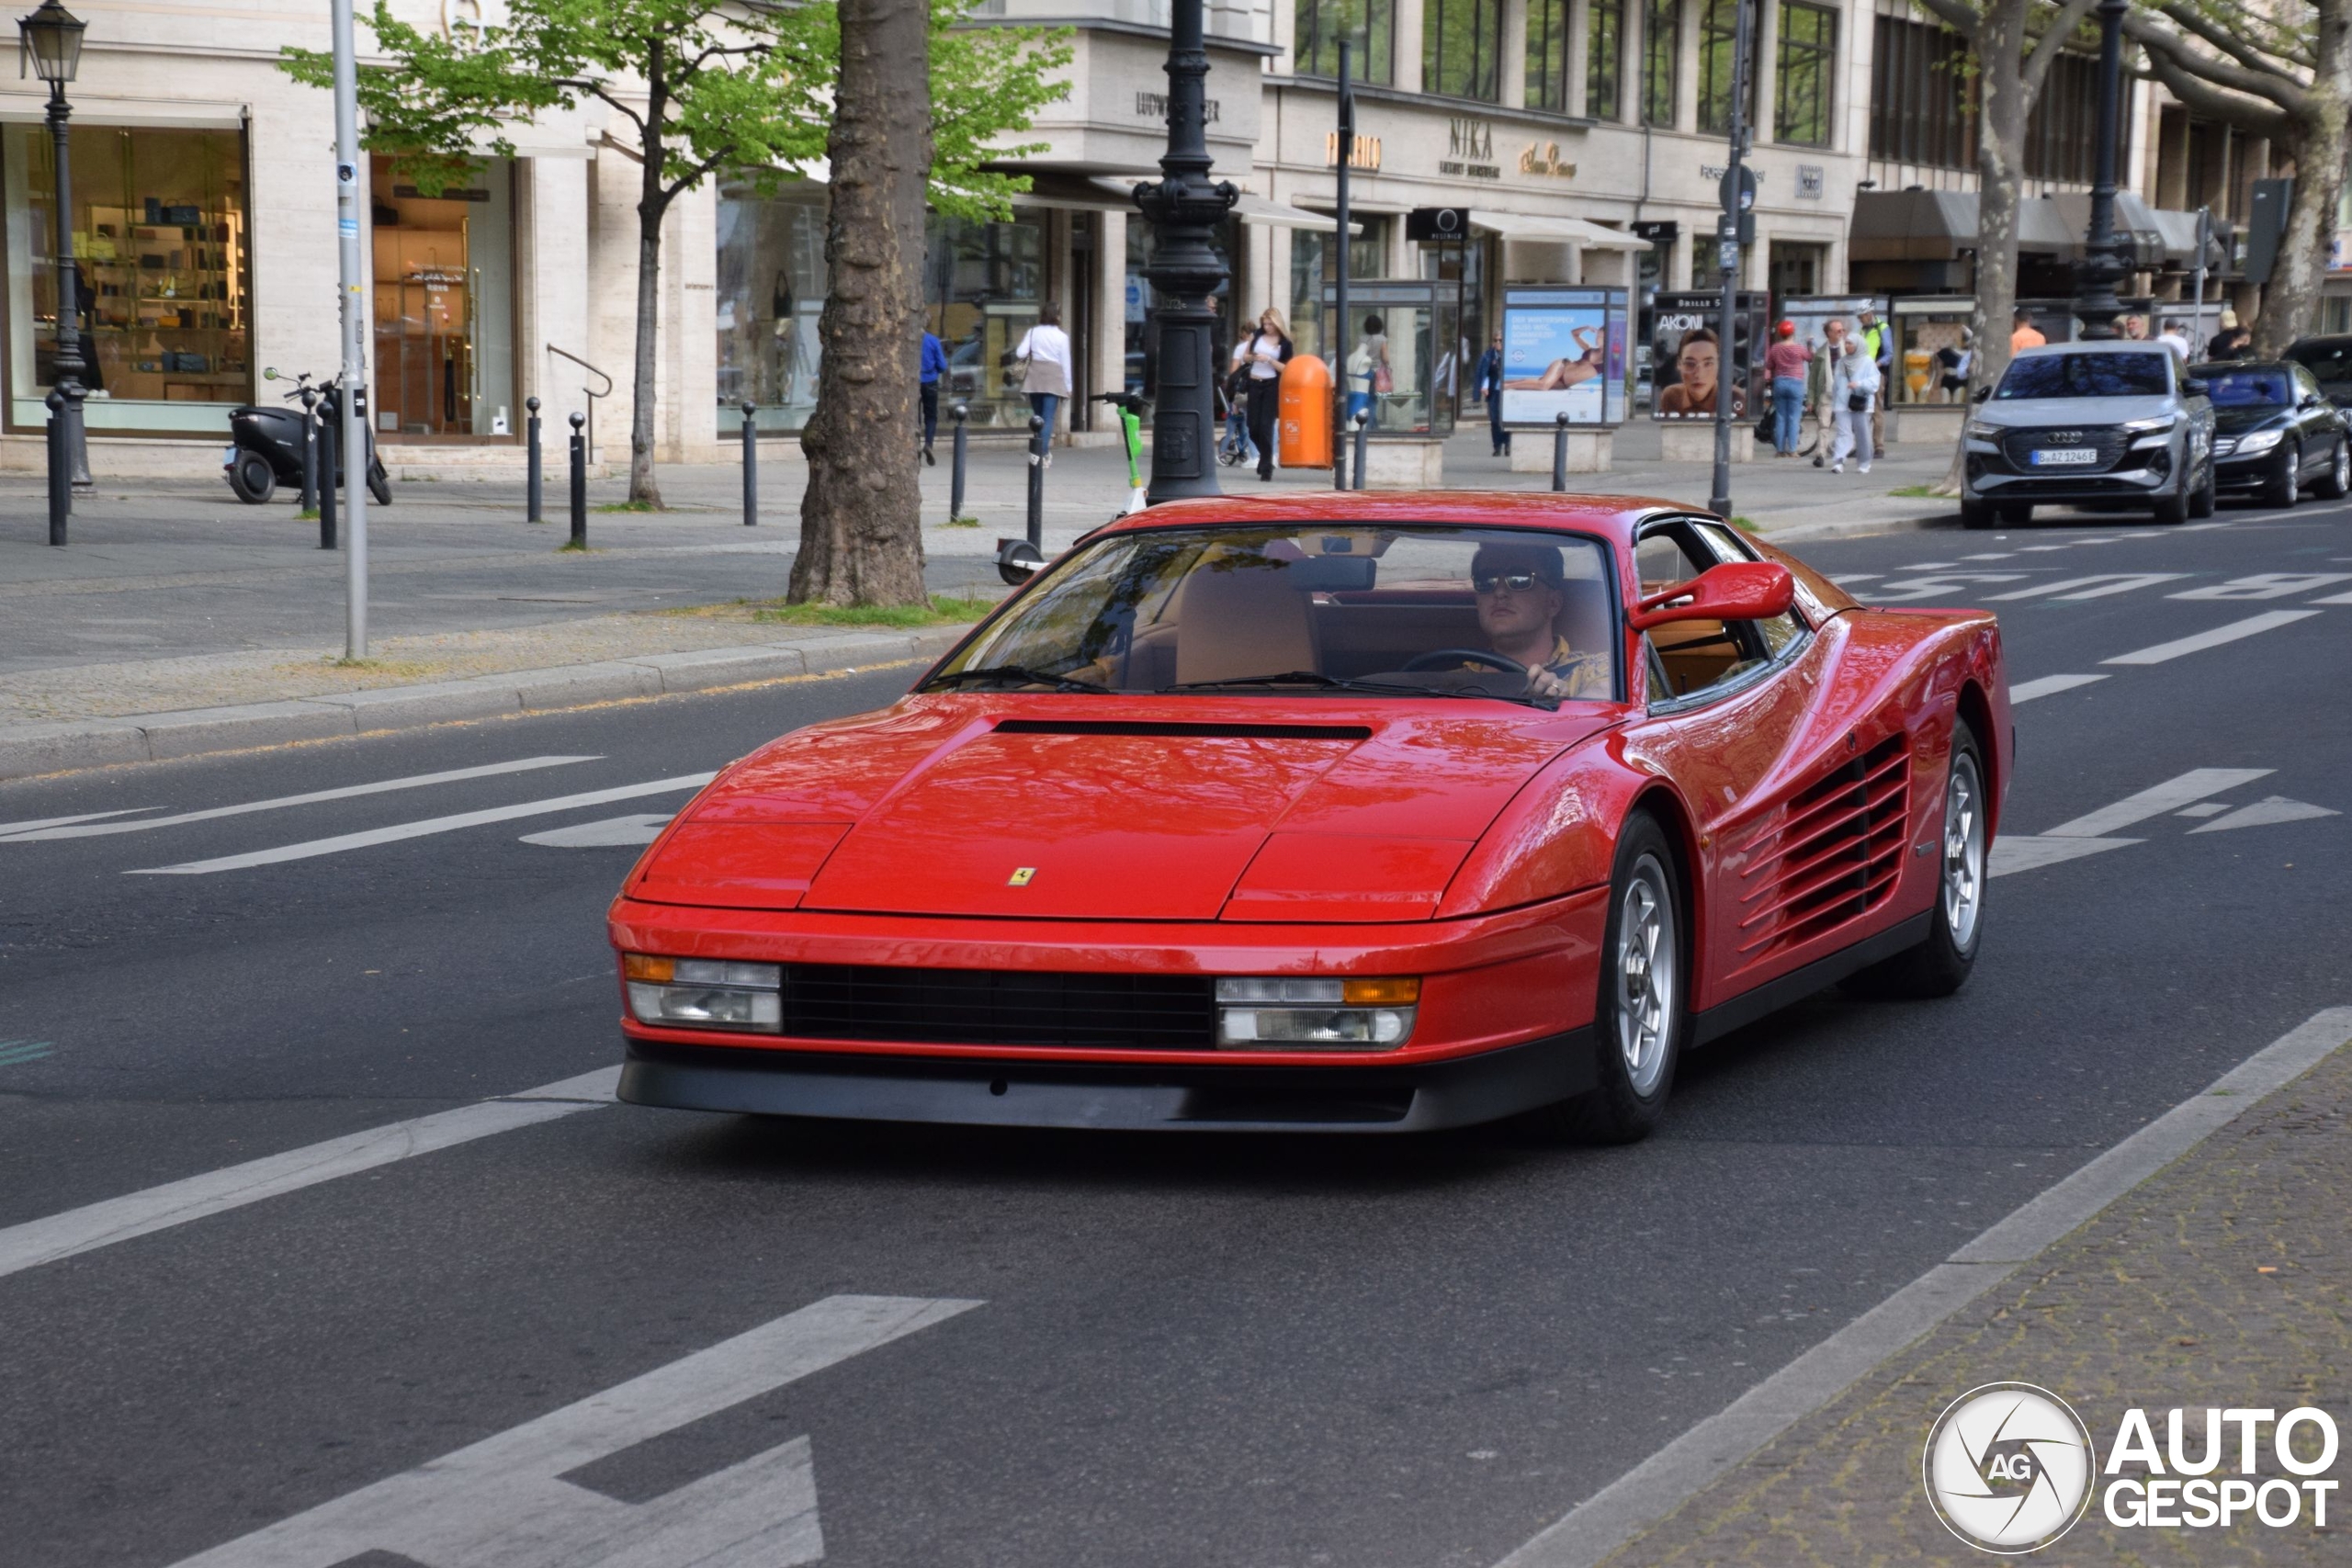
top-left (1010, 302), bottom-right (1073, 467)
top-left (1826, 323), bottom-right (1881, 475)
top-left (1236, 307), bottom-right (1292, 481)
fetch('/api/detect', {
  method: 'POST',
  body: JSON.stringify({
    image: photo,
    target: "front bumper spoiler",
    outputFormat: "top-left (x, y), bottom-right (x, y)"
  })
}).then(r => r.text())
top-left (618, 1028), bottom-right (1599, 1134)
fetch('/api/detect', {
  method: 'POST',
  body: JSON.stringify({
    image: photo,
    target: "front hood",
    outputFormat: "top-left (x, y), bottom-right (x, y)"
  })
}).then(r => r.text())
top-left (1974, 396), bottom-right (2171, 427)
top-left (630, 699), bottom-right (1614, 919)
top-left (2213, 406), bottom-right (2290, 434)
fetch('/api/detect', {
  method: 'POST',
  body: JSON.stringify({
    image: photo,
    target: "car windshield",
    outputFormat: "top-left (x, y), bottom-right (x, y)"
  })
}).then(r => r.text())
top-left (1996, 353), bottom-right (2172, 400)
top-left (926, 525), bottom-right (1622, 707)
top-left (2202, 367), bottom-right (2293, 408)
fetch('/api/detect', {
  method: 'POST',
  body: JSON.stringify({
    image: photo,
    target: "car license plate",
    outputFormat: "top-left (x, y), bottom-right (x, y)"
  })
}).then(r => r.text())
top-left (222, 445), bottom-right (239, 465)
top-left (2030, 447), bottom-right (2098, 467)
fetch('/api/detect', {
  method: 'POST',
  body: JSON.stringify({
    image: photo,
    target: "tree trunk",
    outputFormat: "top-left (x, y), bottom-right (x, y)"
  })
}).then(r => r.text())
top-left (1938, 1), bottom-right (2033, 495)
top-left (2254, 9), bottom-right (2352, 354)
top-left (628, 46), bottom-right (672, 510)
top-left (792, 0), bottom-right (932, 607)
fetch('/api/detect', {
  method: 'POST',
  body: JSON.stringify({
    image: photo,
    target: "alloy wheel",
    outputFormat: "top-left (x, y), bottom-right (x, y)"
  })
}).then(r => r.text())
top-left (1614, 855), bottom-right (1678, 1096)
top-left (1942, 750), bottom-right (1987, 951)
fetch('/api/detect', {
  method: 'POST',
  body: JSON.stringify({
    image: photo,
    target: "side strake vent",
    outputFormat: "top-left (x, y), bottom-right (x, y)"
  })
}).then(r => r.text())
top-left (993, 719), bottom-right (1374, 741)
top-left (1737, 735), bottom-right (1911, 959)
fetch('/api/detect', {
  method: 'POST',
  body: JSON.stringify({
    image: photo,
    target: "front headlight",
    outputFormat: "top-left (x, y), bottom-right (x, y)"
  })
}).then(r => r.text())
top-left (2233, 428), bottom-right (2284, 454)
top-left (623, 953), bottom-right (783, 1032)
top-left (1215, 976), bottom-right (1419, 1048)
top-left (1964, 420), bottom-right (2002, 441)
top-left (2121, 414), bottom-right (2178, 434)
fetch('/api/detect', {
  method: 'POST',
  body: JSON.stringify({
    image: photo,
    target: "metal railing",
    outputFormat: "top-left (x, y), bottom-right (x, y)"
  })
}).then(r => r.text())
top-left (544, 344), bottom-right (615, 466)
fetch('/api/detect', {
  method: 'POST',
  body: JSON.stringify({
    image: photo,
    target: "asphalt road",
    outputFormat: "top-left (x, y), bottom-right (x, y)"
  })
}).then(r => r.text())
top-left (1, 496), bottom-right (2346, 1567)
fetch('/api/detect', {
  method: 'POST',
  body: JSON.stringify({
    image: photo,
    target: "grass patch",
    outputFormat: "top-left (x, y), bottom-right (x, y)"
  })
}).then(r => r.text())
top-left (943, 515), bottom-right (982, 528)
top-left (1730, 515), bottom-right (1759, 533)
top-left (594, 499), bottom-right (663, 513)
top-left (556, 539), bottom-right (594, 554)
top-left (296, 506), bottom-right (320, 521)
top-left (666, 592), bottom-right (1000, 627)
top-left (1887, 483), bottom-right (1946, 498)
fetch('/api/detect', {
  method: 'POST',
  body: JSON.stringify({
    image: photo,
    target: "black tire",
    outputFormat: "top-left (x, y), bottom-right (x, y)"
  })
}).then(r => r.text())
top-left (368, 465), bottom-right (393, 507)
top-left (1960, 498), bottom-right (1996, 530)
top-left (2261, 446), bottom-right (2299, 508)
top-left (1996, 502), bottom-right (2033, 526)
top-left (2188, 459), bottom-right (2217, 517)
top-left (1549, 813), bottom-right (1688, 1145)
top-left (226, 451), bottom-right (276, 504)
top-left (2152, 482), bottom-right (2188, 525)
top-left (2313, 439), bottom-right (2350, 501)
top-left (1844, 725), bottom-right (1987, 1000)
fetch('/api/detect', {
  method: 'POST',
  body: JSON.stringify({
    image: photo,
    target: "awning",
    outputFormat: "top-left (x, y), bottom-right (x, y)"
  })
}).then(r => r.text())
top-left (1852, 187), bottom-right (2198, 264)
top-left (1088, 176), bottom-right (1360, 231)
top-left (1469, 210), bottom-right (1651, 251)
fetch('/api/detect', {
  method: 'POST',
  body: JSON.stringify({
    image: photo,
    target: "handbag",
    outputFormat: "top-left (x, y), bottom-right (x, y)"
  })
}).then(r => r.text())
top-left (1371, 365), bottom-right (1395, 395)
top-left (1847, 390), bottom-right (1870, 412)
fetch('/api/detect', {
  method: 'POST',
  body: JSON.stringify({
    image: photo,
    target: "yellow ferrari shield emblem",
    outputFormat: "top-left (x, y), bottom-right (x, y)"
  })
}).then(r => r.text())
top-left (1007, 867), bottom-right (1036, 886)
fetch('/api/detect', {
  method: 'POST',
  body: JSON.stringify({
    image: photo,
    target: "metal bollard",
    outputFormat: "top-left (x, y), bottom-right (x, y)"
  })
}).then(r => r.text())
top-left (741, 400), bottom-right (758, 526)
top-left (318, 388), bottom-right (339, 550)
top-left (568, 412), bottom-right (587, 548)
top-left (949, 402), bottom-right (969, 524)
top-left (298, 385), bottom-right (320, 516)
top-left (1351, 414), bottom-right (1370, 491)
top-left (44, 390), bottom-right (67, 546)
top-left (1553, 412), bottom-right (1570, 492)
top-left (1025, 413), bottom-right (1046, 550)
top-left (525, 396), bottom-right (543, 523)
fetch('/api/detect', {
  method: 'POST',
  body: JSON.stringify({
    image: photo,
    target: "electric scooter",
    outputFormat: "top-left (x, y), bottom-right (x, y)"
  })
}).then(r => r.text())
top-left (1098, 390), bottom-right (1148, 519)
top-left (223, 367), bottom-right (391, 507)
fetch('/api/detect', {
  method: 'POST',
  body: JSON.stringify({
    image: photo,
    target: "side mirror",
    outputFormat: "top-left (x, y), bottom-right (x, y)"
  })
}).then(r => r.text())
top-left (262, 367), bottom-right (278, 381)
top-left (1970, 385), bottom-right (1992, 404)
top-left (2182, 378), bottom-right (2211, 398)
top-left (1628, 561), bottom-right (1796, 632)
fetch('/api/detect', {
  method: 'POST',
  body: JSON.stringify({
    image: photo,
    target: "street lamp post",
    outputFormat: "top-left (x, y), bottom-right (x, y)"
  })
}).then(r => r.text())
top-left (19, 0), bottom-right (89, 542)
top-left (1132, 0), bottom-right (1237, 505)
top-left (2071, 0), bottom-right (2131, 340)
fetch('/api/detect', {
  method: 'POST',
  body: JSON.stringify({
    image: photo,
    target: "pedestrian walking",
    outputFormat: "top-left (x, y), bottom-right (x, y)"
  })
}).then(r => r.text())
top-left (919, 326), bottom-right (947, 465)
top-left (1218, 355), bottom-right (1258, 468)
top-left (1809, 319), bottom-right (1847, 467)
top-left (1346, 314), bottom-right (1390, 427)
top-left (1859, 306), bottom-right (1894, 452)
top-left (1473, 330), bottom-right (1510, 456)
top-left (2011, 307), bottom-right (2047, 353)
top-left (1763, 320), bottom-right (1811, 456)
top-left (1235, 307), bottom-right (1292, 481)
top-left (2157, 319), bottom-right (2192, 365)
top-left (1010, 303), bottom-right (1073, 467)
top-left (1826, 329), bottom-right (1881, 475)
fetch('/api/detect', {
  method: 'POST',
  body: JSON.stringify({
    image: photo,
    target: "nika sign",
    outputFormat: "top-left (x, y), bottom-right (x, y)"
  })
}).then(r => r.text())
top-left (1328, 131), bottom-right (1382, 170)
top-left (1442, 118), bottom-right (1501, 181)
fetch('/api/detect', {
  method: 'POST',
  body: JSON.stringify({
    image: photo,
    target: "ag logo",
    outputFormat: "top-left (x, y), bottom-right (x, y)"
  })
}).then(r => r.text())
top-left (1923, 1382), bottom-right (2097, 1553)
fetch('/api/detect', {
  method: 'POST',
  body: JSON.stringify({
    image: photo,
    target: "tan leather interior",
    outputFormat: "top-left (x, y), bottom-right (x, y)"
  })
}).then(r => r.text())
top-left (1647, 615), bottom-right (1742, 695)
top-left (1174, 564), bottom-right (1320, 684)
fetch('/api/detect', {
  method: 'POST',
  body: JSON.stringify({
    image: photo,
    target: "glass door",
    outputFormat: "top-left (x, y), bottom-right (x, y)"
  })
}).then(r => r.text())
top-left (369, 156), bottom-right (514, 437)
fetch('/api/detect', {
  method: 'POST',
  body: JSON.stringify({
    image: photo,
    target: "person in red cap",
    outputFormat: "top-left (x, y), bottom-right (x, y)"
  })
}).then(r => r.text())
top-left (1763, 319), bottom-right (1812, 456)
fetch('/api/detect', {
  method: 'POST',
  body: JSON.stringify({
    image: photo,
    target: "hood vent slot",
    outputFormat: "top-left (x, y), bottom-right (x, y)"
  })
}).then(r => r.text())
top-left (993, 719), bottom-right (1373, 741)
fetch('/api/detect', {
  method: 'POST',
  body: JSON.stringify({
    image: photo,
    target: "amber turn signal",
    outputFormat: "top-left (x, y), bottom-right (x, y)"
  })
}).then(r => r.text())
top-left (622, 953), bottom-right (674, 982)
top-left (1341, 977), bottom-right (1420, 1005)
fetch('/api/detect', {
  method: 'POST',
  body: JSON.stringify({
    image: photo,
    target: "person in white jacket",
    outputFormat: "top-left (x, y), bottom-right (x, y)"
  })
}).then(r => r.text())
top-left (1826, 328), bottom-right (1882, 475)
top-left (1011, 303), bottom-right (1073, 467)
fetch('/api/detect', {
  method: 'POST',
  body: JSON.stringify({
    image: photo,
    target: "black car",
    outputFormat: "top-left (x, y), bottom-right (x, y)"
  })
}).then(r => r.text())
top-left (2197, 359), bottom-right (2351, 505)
top-left (2282, 334), bottom-right (2352, 410)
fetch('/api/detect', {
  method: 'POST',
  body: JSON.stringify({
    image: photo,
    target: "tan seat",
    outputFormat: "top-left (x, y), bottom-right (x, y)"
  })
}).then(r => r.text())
top-left (1554, 575), bottom-right (1613, 659)
top-left (1174, 561), bottom-right (1320, 685)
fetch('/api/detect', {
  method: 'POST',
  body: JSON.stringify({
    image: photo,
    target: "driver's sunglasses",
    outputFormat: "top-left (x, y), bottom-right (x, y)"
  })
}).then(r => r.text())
top-left (1473, 571), bottom-right (1546, 594)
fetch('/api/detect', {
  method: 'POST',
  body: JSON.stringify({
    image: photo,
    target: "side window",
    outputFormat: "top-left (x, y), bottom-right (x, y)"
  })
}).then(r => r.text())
top-left (1638, 520), bottom-right (1774, 704)
top-left (1690, 520), bottom-right (1809, 660)
top-left (2294, 364), bottom-right (2324, 403)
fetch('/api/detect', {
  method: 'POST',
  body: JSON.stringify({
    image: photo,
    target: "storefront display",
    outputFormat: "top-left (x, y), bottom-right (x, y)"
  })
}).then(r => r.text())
top-left (1650, 290), bottom-right (1768, 421)
top-left (370, 156), bottom-right (515, 438)
top-left (1320, 278), bottom-right (1458, 436)
top-left (1888, 295), bottom-right (1972, 404)
top-left (5, 123), bottom-right (249, 434)
top-left (1499, 286), bottom-right (1628, 427)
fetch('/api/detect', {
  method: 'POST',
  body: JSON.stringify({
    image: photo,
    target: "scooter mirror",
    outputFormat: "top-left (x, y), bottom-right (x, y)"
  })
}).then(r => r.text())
top-left (263, 367), bottom-right (278, 381)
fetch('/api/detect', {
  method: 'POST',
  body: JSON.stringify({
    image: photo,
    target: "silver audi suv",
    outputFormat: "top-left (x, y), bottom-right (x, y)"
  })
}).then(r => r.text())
top-left (1960, 341), bottom-right (2214, 527)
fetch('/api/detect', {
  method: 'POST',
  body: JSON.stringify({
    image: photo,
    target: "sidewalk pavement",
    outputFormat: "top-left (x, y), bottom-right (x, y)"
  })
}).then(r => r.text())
top-left (0, 419), bottom-right (1962, 777)
top-left (1587, 1024), bottom-right (2352, 1566)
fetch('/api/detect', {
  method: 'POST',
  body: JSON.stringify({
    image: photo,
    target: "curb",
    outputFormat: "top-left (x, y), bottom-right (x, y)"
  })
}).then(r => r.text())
top-left (0, 626), bottom-right (972, 783)
top-left (1757, 506), bottom-right (1958, 543)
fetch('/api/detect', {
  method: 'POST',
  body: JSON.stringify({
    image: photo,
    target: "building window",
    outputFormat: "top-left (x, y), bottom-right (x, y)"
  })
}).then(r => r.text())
top-left (1774, 1), bottom-right (1833, 146)
top-left (2024, 51), bottom-right (2098, 185)
top-left (1589, 0), bottom-right (1626, 120)
top-left (1868, 14), bottom-right (1976, 170)
top-left (1295, 0), bottom-right (1395, 85)
top-left (715, 180), bottom-right (827, 433)
top-left (1526, 0), bottom-right (1568, 112)
top-left (370, 155), bottom-right (516, 438)
top-left (5, 123), bottom-right (250, 435)
top-left (1643, 0), bottom-right (1680, 127)
top-left (1697, 0), bottom-right (1757, 136)
top-left (1424, 0), bottom-right (1503, 102)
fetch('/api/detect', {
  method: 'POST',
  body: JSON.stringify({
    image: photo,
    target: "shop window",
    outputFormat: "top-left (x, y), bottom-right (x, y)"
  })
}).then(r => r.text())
top-left (1642, 0), bottom-right (1679, 128)
top-left (1774, 2), bottom-right (1834, 147)
top-left (5, 123), bottom-right (249, 435)
top-left (1289, 216), bottom-right (1391, 368)
top-left (1588, 0), bottom-right (1625, 120)
top-left (923, 209), bottom-right (1050, 431)
top-left (369, 156), bottom-right (515, 438)
top-left (1424, 0), bottom-right (1502, 102)
top-left (1526, 0), bottom-right (1567, 112)
top-left (1696, 0), bottom-right (1757, 136)
top-left (715, 180), bottom-right (827, 433)
top-left (1295, 0), bottom-right (1395, 84)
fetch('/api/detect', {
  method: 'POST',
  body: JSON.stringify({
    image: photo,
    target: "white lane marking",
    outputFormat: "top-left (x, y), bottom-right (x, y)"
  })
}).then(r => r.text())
top-left (2311, 587), bottom-right (2352, 604)
top-left (2168, 571), bottom-right (2352, 601)
top-left (127, 773), bottom-right (718, 874)
top-left (2102, 610), bottom-right (2320, 665)
top-left (1, 756), bottom-right (601, 843)
top-left (521, 813), bottom-right (674, 849)
top-left (2041, 767), bottom-right (2271, 838)
top-left (2007, 673), bottom-right (2109, 704)
top-left (1986, 572), bottom-right (2187, 602)
top-left (0, 807), bottom-right (156, 837)
top-left (1869, 572), bottom-right (2031, 603)
top-left (1490, 1007), bottom-right (2352, 1568)
top-left (2176, 802), bottom-right (2230, 818)
top-left (164, 1294), bottom-right (982, 1568)
top-left (2188, 794), bottom-right (2339, 834)
top-left (1988, 835), bottom-right (2138, 876)
top-left (1960, 552), bottom-right (2016, 560)
top-left (0, 1067), bottom-right (620, 1283)
top-left (2017, 545), bottom-right (2073, 552)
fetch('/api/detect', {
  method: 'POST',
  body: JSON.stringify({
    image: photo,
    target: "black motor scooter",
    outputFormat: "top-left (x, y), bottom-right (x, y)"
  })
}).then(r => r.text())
top-left (223, 367), bottom-right (391, 507)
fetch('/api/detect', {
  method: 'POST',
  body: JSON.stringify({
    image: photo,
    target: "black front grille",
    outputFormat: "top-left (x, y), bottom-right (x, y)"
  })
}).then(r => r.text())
top-left (1997, 425), bottom-right (2128, 473)
top-left (778, 964), bottom-right (1216, 1048)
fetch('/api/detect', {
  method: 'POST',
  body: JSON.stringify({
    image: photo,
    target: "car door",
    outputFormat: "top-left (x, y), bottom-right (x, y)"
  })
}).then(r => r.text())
top-left (2293, 365), bottom-right (2333, 475)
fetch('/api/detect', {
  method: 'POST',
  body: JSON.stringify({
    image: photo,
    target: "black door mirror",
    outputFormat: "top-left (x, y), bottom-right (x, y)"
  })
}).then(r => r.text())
top-left (2182, 378), bottom-right (2211, 398)
top-left (1970, 384), bottom-right (1992, 404)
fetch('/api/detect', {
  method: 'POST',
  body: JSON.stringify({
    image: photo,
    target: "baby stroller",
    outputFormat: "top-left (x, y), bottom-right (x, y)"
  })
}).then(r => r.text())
top-left (1216, 367), bottom-right (1255, 468)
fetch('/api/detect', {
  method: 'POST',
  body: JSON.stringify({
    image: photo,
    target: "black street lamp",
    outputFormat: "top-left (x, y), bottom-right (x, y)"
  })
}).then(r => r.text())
top-left (1132, 0), bottom-right (1237, 504)
top-left (19, 0), bottom-right (89, 542)
top-left (2071, 0), bottom-right (2130, 340)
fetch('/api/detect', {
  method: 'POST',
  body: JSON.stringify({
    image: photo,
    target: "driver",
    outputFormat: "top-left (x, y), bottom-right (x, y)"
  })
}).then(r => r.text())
top-left (1467, 543), bottom-right (1611, 700)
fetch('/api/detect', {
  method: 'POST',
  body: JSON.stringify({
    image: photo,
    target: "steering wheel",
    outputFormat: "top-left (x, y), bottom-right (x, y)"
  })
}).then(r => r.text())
top-left (1401, 649), bottom-right (1525, 675)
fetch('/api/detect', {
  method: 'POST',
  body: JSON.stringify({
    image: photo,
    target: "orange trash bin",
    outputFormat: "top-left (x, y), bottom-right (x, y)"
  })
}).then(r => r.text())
top-left (1280, 355), bottom-right (1332, 469)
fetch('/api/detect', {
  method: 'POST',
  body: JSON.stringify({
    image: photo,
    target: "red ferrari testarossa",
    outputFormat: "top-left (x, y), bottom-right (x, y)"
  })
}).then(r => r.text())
top-left (609, 493), bottom-right (2007, 1139)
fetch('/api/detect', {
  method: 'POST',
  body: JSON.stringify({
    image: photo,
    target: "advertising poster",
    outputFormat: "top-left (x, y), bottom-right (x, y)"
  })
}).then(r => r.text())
top-left (1779, 295), bottom-right (1886, 367)
top-left (1498, 287), bottom-right (1627, 427)
top-left (1650, 291), bottom-right (1770, 422)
